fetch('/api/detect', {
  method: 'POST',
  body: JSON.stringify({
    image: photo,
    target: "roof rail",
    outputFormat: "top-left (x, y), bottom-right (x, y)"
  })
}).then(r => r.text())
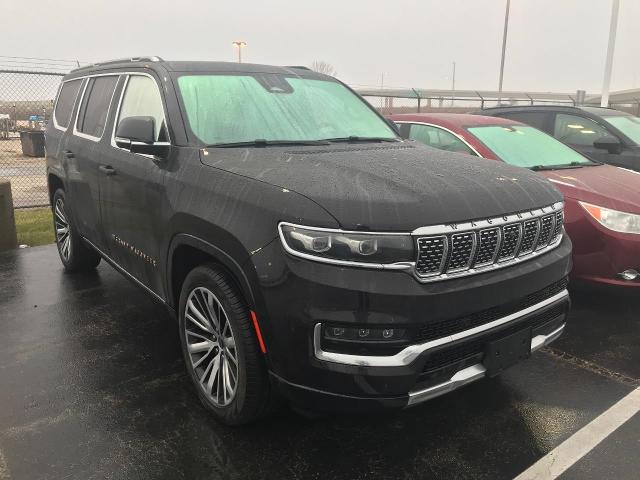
top-left (71, 56), bottom-right (163, 73)
top-left (285, 65), bottom-right (311, 71)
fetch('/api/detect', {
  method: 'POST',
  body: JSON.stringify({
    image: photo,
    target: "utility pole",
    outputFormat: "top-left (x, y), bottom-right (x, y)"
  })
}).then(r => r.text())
top-left (232, 41), bottom-right (247, 63)
top-left (451, 61), bottom-right (456, 107)
top-left (498, 0), bottom-right (511, 103)
top-left (601, 0), bottom-right (620, 107)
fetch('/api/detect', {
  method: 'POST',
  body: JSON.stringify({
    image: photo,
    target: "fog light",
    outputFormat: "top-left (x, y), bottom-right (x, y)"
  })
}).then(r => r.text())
top-left (619, 269), bottom-right (639, 281)
top-left (332, 327), bottom-right (345, 337)
top-left (358, 329), bottom-right (370, 338)
top-left (323, 325), bottom-right (408, 342)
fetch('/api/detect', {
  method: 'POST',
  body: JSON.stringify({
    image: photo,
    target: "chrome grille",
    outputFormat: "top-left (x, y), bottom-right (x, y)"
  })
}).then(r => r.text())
top-left (475, 228), bottom-right (500, 266)
top-left (416, 236), bottom-right (447, 276)
top-left (414, 203), bottom-right (564, 281)
top-left (536, 215), bottom-right (554, 249)
top-left (498, 223), bottom-right (522, 261)
top-left (447, 232), bottom-right (476, 272)
top-left (550, 211), bottom-right (563, 242)
top-left (519, 219), bottom-right (540, 255)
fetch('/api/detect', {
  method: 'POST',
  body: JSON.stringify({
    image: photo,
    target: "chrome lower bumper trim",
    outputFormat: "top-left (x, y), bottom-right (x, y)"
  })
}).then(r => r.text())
top-left (314, 289), bottom-right (569, 367)
top-left (406, 323), bottom-right (566, 406)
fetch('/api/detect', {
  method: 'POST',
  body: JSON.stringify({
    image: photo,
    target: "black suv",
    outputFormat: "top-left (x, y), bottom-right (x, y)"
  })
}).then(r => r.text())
top-left (46, 57), bottom-right (572, 424)
top-left (478, 105), bottom-right (640, 172)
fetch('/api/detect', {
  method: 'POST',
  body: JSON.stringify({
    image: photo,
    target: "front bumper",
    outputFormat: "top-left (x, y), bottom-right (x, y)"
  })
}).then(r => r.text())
top-left (250, 235), bottom-right (572, 410)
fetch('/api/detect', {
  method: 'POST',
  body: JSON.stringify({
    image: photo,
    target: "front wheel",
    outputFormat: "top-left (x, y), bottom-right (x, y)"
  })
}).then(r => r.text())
top-left (52, 189), bottom-right (101, 272)
top-left (178, 264), bottom-right (275, 425)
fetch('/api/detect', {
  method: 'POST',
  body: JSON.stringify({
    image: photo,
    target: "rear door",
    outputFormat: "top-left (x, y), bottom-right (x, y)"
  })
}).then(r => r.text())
top-left (63, 74), bottom-right (119, 249)
top-left (98, 73), bottom-right (170, 295)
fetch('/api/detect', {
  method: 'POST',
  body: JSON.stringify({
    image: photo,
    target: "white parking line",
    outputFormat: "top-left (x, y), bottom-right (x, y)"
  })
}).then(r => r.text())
top-left (515, 387), bottom-right (640, 480)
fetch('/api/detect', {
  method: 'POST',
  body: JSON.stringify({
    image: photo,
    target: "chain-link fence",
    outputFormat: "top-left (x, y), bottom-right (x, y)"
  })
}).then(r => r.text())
top-left (0, 70), bottom-right (64, 208)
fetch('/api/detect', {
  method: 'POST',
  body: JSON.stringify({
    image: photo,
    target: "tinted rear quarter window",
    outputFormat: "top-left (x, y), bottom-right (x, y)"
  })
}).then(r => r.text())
top-left (496, 111), bottom-right (549, 131)
top-left (54, 79), bottom-right (83, 129)
top-left (76, 76), bottom-right (119, 138)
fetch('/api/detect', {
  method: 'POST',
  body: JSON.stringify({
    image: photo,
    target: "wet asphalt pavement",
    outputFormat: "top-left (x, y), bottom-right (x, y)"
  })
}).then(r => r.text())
top-left (0, 245), bottom-right (638, 480)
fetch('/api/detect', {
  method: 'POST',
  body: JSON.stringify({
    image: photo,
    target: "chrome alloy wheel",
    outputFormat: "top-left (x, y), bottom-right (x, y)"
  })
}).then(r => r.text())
top-left (54, 198), bottom-right (71, 261)
top-left (184, 287), bottom-right (239, 407)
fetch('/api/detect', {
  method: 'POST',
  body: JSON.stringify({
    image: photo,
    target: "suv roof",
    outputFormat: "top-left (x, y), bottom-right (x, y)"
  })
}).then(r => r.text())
top-left (67, 57), bottom-right (321, 80)
top-left (478, 104), bottom-right (629, 117)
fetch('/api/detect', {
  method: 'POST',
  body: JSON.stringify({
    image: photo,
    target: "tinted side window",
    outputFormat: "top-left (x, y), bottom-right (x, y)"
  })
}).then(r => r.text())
top-left (54, 79), bottom-right (83, 129)
top-left (116, 75), bottom-right (167, 142)
top-left (76, 76), bottom-right (118, 138)
top-left (408, 124), bottom-right (474, 155)
top-left (554, 113), bottom-right (610, 147)
top-left (496, 111), bottom-right (548, 130)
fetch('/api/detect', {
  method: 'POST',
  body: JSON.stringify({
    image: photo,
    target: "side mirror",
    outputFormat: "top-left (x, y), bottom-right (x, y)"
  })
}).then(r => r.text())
top-left (115, 116), bottom-right (170, 158)
top-left (593, 135), bottom-right (622, 154)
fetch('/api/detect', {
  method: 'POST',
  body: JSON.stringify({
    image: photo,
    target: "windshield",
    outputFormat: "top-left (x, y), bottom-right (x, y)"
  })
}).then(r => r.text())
top-left (601, 114), bottom-right (640, 145)
top-left (176, 74), bottom-right (397, 145)
top-left (467, 125), bottom-right (594, 169)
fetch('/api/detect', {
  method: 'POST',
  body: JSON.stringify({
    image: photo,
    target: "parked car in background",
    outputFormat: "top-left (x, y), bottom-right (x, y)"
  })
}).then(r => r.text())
top-left (476, 105), bottom-right (640, 172)
top-left (390, 113), bottom-right (640, 287)
top-left (46, 58), bottom-right (572, 424)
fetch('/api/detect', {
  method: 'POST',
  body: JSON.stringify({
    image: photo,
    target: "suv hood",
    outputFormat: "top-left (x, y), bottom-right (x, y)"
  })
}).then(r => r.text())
top-left (201, 143), bottom-right (562, 231)
top-left (542, 164), bottom-right (640, 214)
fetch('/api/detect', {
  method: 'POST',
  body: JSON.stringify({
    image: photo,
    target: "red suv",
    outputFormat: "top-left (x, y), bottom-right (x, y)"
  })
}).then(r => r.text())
top-left (390, 113), bottom-right (640, 287)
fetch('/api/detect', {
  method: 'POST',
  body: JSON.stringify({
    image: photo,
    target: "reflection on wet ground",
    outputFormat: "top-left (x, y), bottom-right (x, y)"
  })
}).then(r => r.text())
top-left (1, 246), bottom-right (638, 479)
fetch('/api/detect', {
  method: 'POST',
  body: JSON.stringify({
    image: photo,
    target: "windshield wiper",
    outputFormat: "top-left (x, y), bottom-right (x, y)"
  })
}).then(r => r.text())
top-left (321, 136), bottom-right (400, 143)
top-left (530, 162), bottom-right (598, 171)
top-left (206, 139), bottom-right (331, 148)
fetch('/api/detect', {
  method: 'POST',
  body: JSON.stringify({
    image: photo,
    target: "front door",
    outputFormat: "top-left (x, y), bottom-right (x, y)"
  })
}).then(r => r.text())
top-left (552, 112), bottom-right (637, 169)
top-left (98, 73), bottom-right (170, 296)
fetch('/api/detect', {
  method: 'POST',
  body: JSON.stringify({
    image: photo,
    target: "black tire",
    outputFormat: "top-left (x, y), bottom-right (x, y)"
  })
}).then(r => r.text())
top-left (178, 264), bottom-right (275, 425)
top-left (52, 188), bottom-right (101, 272)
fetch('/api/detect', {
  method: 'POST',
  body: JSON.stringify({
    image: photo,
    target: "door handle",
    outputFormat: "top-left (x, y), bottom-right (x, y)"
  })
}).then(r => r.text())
top-left (63, 150), bottom-right (74, 159)
top-left (99, 165), bottom-right (116, 176)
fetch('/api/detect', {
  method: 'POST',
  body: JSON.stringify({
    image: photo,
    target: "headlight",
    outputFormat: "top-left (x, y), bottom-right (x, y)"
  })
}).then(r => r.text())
top-left (278, 223), bottom-right (415, 266)
top-left (580, 202), bottom-right (640, 234)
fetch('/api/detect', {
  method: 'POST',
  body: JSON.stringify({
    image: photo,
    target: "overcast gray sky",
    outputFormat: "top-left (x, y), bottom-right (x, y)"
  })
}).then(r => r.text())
top-left (6, 0), bottom-right (639, 93)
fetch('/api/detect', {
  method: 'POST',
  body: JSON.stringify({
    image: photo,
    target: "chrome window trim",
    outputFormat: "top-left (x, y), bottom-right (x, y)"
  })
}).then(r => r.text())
top-left (72, 74), bottom-right (120, 142)
top-left (52, 78), bottom-right (85, 132)
top-left (109, 72), bottom-right (172, 157)
top-left (406, 323), bottom-right (565, 406)
top-left (278, 201), bottom-right (564, 283)
top-left (314, 289), bottom-right (569, 368)
top-left (393, 120), bottom-right (482, 156)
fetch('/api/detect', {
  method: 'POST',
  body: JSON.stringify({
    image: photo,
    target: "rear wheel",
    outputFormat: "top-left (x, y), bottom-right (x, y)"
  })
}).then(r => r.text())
top-left (178, 264), bottom-right (275, 425)
top-left (52, 189), bottom-right (101, 272)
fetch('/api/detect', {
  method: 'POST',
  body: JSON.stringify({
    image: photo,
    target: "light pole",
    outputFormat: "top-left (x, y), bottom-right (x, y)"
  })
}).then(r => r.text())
top-left (451, 61), bottom-right (456, 107)
top-left (232, 41), bottom-right (247, 63)
top-left (498, 0), bottom-right (511, 103)
top-left (601, 0), bottom-right (620, 107)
